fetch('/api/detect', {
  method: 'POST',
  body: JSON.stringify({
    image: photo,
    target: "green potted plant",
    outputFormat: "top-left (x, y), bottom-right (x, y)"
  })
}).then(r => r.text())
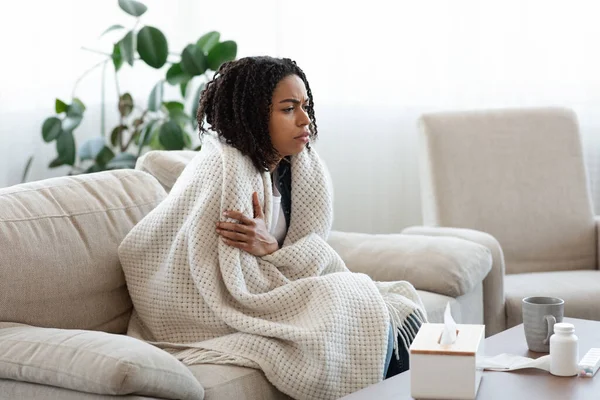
top-left (41, 0), bottom-right (237, 174)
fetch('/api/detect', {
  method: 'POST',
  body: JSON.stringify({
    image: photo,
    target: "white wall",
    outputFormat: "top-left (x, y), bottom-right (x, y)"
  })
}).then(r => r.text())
top-left (2, 0), bottom-right (600, 233)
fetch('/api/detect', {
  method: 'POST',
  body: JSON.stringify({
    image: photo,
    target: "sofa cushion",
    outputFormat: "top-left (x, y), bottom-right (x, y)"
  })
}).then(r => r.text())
top-left (187, 364), bottom-right (290, 400)
top-left (136, 150), bottom-right (197, 192)
top-left (0, 323), bottom-right (204, 400)
top-left (504, 270), bottom-right (600, 328)
top-left (0, 170), bottom-right (166, 333)
top-left (327, 231), bottom-right (492, 297)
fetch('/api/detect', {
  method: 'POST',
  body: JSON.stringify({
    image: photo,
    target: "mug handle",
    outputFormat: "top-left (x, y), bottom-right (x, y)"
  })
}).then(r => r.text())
top-left (543, 315), bottom-right (556, 345)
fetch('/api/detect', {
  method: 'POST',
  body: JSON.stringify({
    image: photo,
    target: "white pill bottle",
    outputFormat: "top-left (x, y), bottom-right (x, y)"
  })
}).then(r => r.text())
top-left (550, 322), bottom-right (579, 376)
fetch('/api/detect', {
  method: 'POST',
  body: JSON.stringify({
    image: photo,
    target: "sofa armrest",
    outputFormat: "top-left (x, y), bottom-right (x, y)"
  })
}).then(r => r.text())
top-left (402, 226), bottom-right (506, 336)
top-left (327, 231), bottom-right (492, 298)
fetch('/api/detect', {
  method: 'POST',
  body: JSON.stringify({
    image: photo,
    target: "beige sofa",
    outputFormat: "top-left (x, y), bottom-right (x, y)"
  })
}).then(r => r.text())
top-left (0, 152), bottom-right (492, 399)
top-left (405, 107), bottom-right (600, 337)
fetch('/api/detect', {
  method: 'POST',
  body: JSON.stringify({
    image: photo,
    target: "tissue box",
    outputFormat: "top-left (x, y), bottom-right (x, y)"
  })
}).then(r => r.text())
top-left (410, 323), bottom-right (485, 400)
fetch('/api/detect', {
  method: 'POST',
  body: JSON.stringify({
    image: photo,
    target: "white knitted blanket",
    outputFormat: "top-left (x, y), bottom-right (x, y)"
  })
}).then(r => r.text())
top-left (119, 136), bottom-right (426, 400)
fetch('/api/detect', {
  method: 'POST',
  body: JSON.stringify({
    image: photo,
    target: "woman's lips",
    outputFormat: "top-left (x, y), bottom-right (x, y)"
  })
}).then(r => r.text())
top-left (295, 135), bottom-right (309, 143)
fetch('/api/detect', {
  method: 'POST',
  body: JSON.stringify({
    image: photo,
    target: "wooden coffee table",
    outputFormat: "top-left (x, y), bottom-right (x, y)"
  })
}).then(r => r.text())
top-left (342, 318), bottom-right (600, 399)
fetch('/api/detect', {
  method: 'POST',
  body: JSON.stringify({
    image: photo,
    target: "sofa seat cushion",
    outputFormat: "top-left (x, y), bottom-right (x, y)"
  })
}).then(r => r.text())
top-left (505, 270), bottom-right (600, 328)
top-left (0, 170), bottom-right (166, 333)
top-left (0, 323), bottom-right (204, 400)
top-left (187, 364), bottom-right (290, 400)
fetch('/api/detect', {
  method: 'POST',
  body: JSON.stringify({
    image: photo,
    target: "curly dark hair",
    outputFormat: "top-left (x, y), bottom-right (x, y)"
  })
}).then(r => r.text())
top-left (196, 56), bottom-right (317, 171)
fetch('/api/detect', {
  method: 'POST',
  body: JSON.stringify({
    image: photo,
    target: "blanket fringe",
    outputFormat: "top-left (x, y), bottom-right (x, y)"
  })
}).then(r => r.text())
top-left (165, 347), bottom-right (260, 368)
top-left (380, 291), bottom-right (428, 360)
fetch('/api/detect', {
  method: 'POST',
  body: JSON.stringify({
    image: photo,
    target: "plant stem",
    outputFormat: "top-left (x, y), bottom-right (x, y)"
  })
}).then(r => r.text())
top-left (101, 60), bottom-right (108, 138)
top-left (124, 110), bottom-right (147, 151)
top-left (114, 67), bottom-right (125, 152)
top-left (82, 46), bottom-right (178, 66)
top-left (20, 154), bottom-right (34, 184)
top-left (81, 46), bottom-right (112, 57)
top-left (72, 58), bottom-right (109, 99)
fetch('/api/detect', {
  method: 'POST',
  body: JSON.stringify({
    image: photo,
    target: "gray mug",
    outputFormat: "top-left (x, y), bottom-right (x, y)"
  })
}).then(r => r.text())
top-left (522, 296), bottom-right (564, 352)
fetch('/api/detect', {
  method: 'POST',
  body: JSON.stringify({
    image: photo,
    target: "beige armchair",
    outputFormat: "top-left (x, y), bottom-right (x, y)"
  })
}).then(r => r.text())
top-left (404, 107), bottom-right (600, 336)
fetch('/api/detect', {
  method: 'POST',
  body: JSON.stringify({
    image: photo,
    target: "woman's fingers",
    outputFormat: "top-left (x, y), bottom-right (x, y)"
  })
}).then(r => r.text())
top-left (220, 237), bottom-right (249, 250)
top-left (217, 221), bottom-right (251, 233)
top-left (223, 210), bottom-right (254, 225)
top-left (252, 192), bottom-right (263, 219)
top-left (217, 228), bottom-right (248, 242)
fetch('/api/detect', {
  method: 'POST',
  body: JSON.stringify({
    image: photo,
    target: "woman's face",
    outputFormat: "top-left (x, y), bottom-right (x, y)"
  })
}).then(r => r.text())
top-left (268, 74), bottom-right (311, 162)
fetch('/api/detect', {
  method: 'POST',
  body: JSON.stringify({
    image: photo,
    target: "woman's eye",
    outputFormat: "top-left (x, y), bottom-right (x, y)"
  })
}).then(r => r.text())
top-left (302, 105), bottom-right (310, 111)
top-left (283, 107), bottom-right (294, 113)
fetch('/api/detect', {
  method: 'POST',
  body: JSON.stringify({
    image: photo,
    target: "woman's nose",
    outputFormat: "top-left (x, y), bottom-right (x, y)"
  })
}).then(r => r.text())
top-left (297, 108), bottom-right (310, 126)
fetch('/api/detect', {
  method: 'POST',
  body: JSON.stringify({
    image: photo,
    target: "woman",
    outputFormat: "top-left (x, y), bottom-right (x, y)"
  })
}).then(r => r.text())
top-left (119, 56), bottom-right (426, 400)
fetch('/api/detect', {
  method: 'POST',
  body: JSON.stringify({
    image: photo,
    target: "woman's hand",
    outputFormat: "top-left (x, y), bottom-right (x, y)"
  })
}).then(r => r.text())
top-left (216, 192), bottom-right (279, 256)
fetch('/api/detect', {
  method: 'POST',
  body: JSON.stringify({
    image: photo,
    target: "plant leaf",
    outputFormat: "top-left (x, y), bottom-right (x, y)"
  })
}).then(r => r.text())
top-left (79, 137), bottom-right (106, 161)
top-left (139, 120), bottom-right (160, 155)
top-left (119, 31), bottom-right (135, 67)
top-left (163, 101), bottom-right (184, 112)
top-left (56, 130), bottom-right (76, 166)
top-left (159, 120), bottom-right (185, 150)
top-left (106, 152), bottom-right (137, 169)
top-left (110, 125), bottom-right (128, 147)
top-left (48, 157), bottom-right (64, 169)
top-left (207, 41), bottom-right (237, 71)
top-left (148, 80), bottom-right (163, 112)
top-left (118, 93), bottom-right (134, 117)
top-left (169, 109), bottom-right (190, 127)
top-left (149, 126), bottom-right (164, 150)
top-left (118, 0), bottom-right (147, 17)
top-left (181, 44), bottom-right (207, 76)
top-left (55, 99), bottom-right (68, 114)
top-left (183, 131), bottom-right (192, 148)
top-left (95, 146), bottom-right (116, 167)
top-left (165, 63), bottom-right (191, 85)
top-left (196, 31), bottom-right (220, 53)
top-left (191, 82), bottom-right (206, 128)
top-left (72, 98), bottom-right (86, 112)
top-left (132, 130), bottom-right (141, 145)
top-left (62, 115), bottom-right (82, 132)
top-left (61, 99), bottom-right (85, 132)
top-left (86, 163), bottom-right (104, 173)
top-left (62, 115), bottom-right (82, 133)
top-left (180, 81), bottom-right (188, 97)
top-left (137, 26), bottom-right (168, 69)
top-left (42, 117), bottom-right (62, 142)
top-left (112, 43), bottom-right (123, 71)
top-left (138, 119), bottom-right (158, 153)
top-left (100, 24), bottom-right (125, 37)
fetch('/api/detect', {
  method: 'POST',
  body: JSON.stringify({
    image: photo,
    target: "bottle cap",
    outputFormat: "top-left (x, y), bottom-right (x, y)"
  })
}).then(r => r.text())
top-left (554, 322), bottom-right (575, 333)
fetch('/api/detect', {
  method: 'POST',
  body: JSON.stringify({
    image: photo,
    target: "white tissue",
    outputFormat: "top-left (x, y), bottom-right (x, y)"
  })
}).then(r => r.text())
top-left (439, 302), bottom-right (457, 345)
top-left (479, 354), bottom-right (551, 372)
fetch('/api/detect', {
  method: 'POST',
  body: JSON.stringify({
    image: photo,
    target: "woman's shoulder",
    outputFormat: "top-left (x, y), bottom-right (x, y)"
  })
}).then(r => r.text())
top-left (183, 134), bottom-right (255, 177)
top-left (200, 133), bottom-right (245, 160)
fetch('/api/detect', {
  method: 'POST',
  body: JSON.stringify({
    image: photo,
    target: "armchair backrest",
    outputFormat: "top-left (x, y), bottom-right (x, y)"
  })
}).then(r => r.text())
top-left (418, 107), bottom-right (597, 274)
